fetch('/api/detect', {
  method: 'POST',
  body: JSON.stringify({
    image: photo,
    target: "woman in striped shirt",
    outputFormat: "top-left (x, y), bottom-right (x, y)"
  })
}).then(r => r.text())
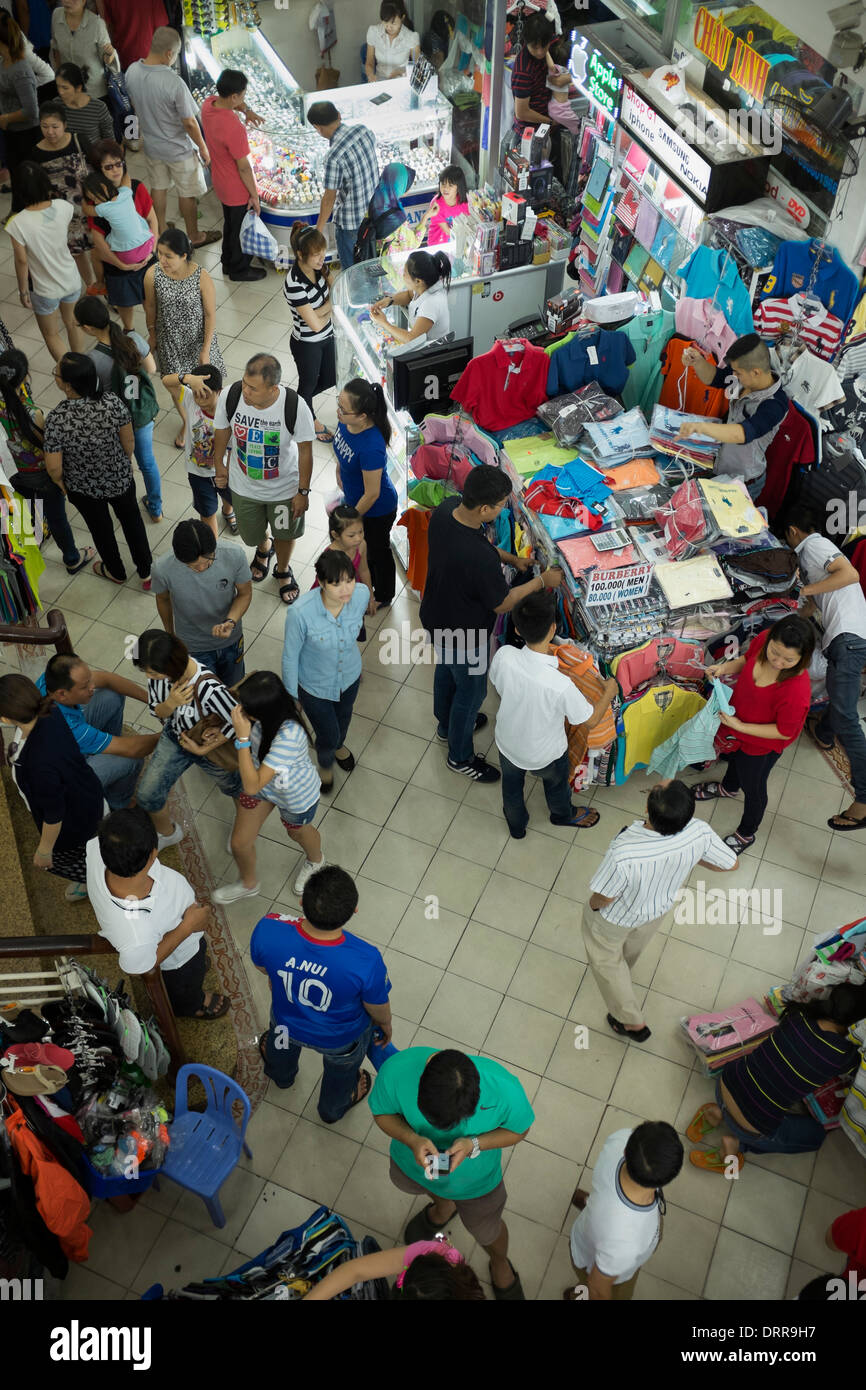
top-left (214, 670), bottom-right (324, 906)
top-left (284, 221), bottom-right (335, 445)
top-left (132, 628), bottom-right (242, 849)
top-left (54, 62), bottom-right (112, 155)
top-left (688, 981), bottom-right (866, 1174)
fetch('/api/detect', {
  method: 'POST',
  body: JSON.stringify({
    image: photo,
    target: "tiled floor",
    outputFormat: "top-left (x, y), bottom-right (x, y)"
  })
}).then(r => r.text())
top-left (7, 179), bottom-right (865, 1303)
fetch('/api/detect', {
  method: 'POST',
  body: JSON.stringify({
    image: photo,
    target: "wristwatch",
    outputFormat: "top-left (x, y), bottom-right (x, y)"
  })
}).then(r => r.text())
top-left (297, 487), bottom-right (311, 496)
top-left (469, 1135), bottom-right (481, 1159)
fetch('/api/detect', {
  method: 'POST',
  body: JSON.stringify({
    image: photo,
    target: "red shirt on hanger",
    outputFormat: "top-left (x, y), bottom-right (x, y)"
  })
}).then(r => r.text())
top-left (451, 339), bottom-right (550, 431)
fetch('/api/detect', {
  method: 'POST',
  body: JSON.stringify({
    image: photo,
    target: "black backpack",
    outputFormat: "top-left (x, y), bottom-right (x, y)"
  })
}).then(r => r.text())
top-left (224, 380), bottom-right (299, 432)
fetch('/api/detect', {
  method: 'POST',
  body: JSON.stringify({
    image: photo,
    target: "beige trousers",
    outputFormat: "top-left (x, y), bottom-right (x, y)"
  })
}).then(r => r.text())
top-left (581, 900), bottom-right (668, 1028)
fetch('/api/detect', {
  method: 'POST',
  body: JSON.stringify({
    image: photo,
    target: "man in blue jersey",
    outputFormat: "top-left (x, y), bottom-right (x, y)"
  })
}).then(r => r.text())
top-left (251, 866), bottom-right (392, 1122)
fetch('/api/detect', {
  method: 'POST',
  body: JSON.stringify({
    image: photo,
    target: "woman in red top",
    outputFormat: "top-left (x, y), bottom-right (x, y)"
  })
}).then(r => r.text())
top-left (694, 615), bottom-right (814, 854)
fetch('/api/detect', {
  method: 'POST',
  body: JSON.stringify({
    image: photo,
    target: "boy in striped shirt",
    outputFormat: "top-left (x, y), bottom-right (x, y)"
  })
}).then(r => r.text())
top-left (583, 779), bottom-right (736, 1042)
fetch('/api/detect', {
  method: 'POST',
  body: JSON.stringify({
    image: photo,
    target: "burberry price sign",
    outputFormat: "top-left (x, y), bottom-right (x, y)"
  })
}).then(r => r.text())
top-left (585, 563), bottom-right (653, 606)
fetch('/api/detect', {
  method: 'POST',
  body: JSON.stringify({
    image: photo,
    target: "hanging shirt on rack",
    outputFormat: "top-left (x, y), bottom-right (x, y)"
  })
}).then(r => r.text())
top-left (677, 246), bottom-right (754, 337)
top-left (658, 338), bottom-right (729, 419)
top-left (620, 309), bottom-right (674, 415)
top-left (760, 240), bottom-right (859, 323)
top-left (754, 294), bottom-right (845, 363)
top-left (674, 298), bottom-right (738, 365)
top-left (755, 399), bottom-right (815, 519)
top-left (771, 347), bottom-right (845, 413)
top-left (546, 329), bottom-right (636, 397)
top-left (450, 340), bottom-right (549, 431)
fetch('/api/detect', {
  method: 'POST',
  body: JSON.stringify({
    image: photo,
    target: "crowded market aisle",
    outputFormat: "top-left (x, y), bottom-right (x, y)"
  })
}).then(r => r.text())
top-left (0, 164), bottom-right (859, 1303)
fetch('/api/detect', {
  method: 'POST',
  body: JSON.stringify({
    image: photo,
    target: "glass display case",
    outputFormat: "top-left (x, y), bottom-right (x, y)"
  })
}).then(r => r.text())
top-left (183, 24), bottom-right (453, 250)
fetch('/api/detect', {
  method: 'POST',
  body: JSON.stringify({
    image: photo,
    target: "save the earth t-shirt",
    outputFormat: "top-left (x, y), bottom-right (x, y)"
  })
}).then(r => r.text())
top-left (213, 385), bottom-right (315, 500)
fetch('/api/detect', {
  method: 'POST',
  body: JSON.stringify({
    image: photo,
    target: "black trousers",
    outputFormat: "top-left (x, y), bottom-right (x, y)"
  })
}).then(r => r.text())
top-left (721, 748), bottom-right (781, 838)
top-left (362, 509), bottom-right (397, 605)
top-left (163, 938), bottom-right (208, 1016)
top-left (67, 480), bottom-right (152, 581)
top-left (6, 125), bottom-right (41, 211)
top-left (221, 202), bottom-right (253, 277)
top-left (289, 333), bottom-right (336, 417)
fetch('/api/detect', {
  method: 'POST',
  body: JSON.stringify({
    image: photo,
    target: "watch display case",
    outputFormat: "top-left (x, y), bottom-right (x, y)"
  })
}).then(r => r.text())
top-left (183, 24), bottom-right (453, 248)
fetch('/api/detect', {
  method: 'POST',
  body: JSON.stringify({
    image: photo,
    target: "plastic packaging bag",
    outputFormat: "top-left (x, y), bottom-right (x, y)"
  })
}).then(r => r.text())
top-left (240, 211), bottom-right (279, 262)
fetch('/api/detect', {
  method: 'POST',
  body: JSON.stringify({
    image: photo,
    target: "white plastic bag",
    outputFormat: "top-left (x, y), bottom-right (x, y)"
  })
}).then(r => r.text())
top-left (239, 210), bottom-right (279, 261)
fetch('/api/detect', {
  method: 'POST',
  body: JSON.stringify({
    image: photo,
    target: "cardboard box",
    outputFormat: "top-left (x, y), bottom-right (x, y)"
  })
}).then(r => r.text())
top-left (502, 191), bottom-right (527, 225)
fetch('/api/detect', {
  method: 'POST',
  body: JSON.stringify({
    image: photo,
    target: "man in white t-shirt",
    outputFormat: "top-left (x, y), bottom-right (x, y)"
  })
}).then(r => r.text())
top-left (564, 1123), bottom-right (683, 1301)
top-left (785, 505), bottom-right (866, 831)
top-left (489, 590), bottom-right (617, 836)
top-left (213, 352), bottom-right (315, 607)
top-left (85, 807), bottom-right (228, 1019)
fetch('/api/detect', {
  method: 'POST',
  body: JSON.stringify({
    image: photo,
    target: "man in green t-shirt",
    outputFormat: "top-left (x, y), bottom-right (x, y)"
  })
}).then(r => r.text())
top-left (369, 1047), bottom-right (535, 1299)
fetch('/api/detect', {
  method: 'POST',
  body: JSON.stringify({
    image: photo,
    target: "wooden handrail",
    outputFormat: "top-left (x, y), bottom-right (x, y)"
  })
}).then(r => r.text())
top-left (0, 609), bottom-right (73, 653)
top-left (0, 935), bottom-right (187, 1079)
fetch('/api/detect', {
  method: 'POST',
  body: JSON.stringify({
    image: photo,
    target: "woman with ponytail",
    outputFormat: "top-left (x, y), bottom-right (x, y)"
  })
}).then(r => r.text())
top-left (74, 295), bottom-right (163, 521)
top-left (0, 347), bottom-right (93, 573)
top-left (334, 378), bottom-right (398, 606)
top-left (688, 980), bottom-right (866, 1173)
top-left (284, 221), bottom-right (336, 444)
top-left (0, 672), bottom-right (103, 900)
top-left (369, 248), bottom-right (451, 349)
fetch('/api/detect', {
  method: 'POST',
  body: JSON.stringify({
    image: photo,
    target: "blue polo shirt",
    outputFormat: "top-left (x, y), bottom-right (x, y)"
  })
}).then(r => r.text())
top-left (250, 912), bottom-right (391, 1048)
top-left (35, 672), bottom-right (111, 756)
top-left (546, 330), bottom-right (636, 396)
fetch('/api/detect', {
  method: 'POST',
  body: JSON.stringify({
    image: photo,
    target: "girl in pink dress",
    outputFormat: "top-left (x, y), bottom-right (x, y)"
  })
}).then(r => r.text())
top-left (418, 164), bottom-right (469, 247)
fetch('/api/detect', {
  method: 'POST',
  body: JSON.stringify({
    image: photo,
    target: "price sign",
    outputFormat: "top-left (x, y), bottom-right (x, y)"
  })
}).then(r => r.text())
top-left (585, 563), bottom-right (653, 606)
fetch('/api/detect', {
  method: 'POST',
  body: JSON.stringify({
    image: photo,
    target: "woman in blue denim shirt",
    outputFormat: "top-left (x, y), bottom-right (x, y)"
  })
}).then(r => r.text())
top-left (282, 549), bottom-right (369, 791)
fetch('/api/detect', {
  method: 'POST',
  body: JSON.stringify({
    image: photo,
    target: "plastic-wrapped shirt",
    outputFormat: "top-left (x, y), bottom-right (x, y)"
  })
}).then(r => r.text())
top-left (647, 679), bottom-right (734, 777)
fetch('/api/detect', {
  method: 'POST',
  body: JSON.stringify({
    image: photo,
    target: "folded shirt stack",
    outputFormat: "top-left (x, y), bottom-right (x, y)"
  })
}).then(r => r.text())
top-left (537, 384), bottom-right (623, 445)
top-left (580, 408), bottom-right (652, 467)
top-left (649, 404), bottom-right (720, 470)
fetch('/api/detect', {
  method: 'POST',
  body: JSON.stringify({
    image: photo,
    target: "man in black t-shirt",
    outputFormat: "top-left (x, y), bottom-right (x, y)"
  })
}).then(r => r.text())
top-left (419, 466), bottom-right (562, 782)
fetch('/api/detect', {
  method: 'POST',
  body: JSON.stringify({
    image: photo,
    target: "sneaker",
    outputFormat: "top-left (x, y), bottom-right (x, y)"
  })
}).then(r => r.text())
top-left (293, 857), bottom-right (326, 896)
top-left (64, 881), bottom-right (88, 902)
top-left (212, 880), bottom-right (262, 904)
top-left (157, 822), bottom-right (185, 849)
top-left (447, 754), bottom-right (500, 783)
top-left (435, 712), bottom-right (488, 743)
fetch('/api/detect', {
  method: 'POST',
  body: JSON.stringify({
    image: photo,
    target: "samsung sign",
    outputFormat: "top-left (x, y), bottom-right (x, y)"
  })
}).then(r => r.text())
top-left (620, 82), bottom-right (712, 200)
top-left (568, 38), bottom-right (623, 120)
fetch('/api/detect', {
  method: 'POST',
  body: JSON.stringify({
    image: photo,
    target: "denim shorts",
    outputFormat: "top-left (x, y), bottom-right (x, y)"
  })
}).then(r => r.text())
top-left (188, 471), bottom-right (233, 518)
top-left (30, 287), bottom-right (79, 317)
top-left (715, 1077), bottom-right (826, 1155)
top-left (238, 790), bottom-right (318, 829)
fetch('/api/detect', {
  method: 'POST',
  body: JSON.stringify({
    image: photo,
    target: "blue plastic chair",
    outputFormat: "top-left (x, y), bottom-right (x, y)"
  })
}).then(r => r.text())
top-left (160, 1064), bottom-right (253, 1228)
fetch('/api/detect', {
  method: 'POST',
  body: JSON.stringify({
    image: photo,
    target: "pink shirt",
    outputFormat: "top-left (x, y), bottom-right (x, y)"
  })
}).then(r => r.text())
top-left (201, 96), bottom-right (251, 208)
top-left (674, 297), bottom-right (738, 365)
top-left (427, 193), bottom-right (469, 246)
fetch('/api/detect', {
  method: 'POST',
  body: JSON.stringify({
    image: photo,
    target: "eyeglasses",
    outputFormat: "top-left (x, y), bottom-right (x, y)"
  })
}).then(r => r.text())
top-left (336, 402), bottom-right (359, 416)
top-left (102, 161), bottom-right (124, 170)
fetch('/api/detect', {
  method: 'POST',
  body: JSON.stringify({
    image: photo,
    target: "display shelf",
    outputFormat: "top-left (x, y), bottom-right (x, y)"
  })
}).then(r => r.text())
top-left (183, 25), bottom-right (452, 249)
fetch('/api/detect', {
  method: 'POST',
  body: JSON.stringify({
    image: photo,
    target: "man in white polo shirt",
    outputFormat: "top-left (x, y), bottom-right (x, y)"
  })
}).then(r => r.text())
top-left (489, 590), bottom-right (618, 837)
top-left (584, 779), bottom-right (737, 1042)
top-left (85, 807), bottom-right (228, 1020)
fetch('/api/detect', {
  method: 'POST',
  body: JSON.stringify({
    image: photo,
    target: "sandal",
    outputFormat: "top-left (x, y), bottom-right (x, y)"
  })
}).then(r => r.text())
top-left (92, 559), bottom-right (124, 584)
top-left (490, 1258), bottom-right (525, 1300)
top-left (686, 1102), bottom-right (720, 1143)
top-left (724, 832), bottom-right (755, 857)
top-left (222, 508), bottom-right (239, 535)
top-left (250, 545), bottom-right (274, 582)
top-left (275, 566), bottom-right (300, 605)
top-left (191, 992), bottom-right (230, 1020)
top-left (315, 425), bottom-right (335, 443)
top-left (191, 228), bottom-right (222, 248)
top-left (347, 1067), bottom-right (372, 1110)
top-left (560, 806), bottom-right (600, 828)
top-left (694, 781), bottom-right (735, 801)
top-left (807, 716), bottom-right (835, 752)
top-left (689, 1147), bottom-right (744, 1175)
top-left (65, 546), bottom-right (95, 575)
top-left (828, 810), bottom-right (866, 831)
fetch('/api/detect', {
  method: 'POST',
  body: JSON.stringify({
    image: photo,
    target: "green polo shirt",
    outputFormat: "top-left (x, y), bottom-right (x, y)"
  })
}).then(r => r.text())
top-left (369, 1047), bottom-right (535, 1199)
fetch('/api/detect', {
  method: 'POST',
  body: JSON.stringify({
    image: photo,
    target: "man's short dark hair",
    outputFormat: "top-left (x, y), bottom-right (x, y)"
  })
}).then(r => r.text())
top-left (43, 651), bottom-right (85, 694)
top-left (524, 12), bottom-right (555, 46)
top-left (727, 333), bottom-right (771, 373)
top-left (624, 1121), bottom-right (683, 1189)
top-left (301, 865), bottom-right (359, 930)
top-left (172, 518), bottom-right (217, 564)
top-left (646, 779), bottom-right (695, 836)
top-left (307, 99), bottom-right (339, 128)
top-left (462, 465), bottom-right (511, 511)
top-left (98, 807), bottom-right (158, 878)
top-left (246, 352), bottom-right (281, 386)
top-left (782, 504), bottom-right (818, 536)
top-left (513, 590), bottom-right (556, 646)
top-left (216, 69), bottom-right (247, 97)
top-left (416, 1049), bottom-right (480, 1130)
top-left (196, 362), bottom-right (223, 393)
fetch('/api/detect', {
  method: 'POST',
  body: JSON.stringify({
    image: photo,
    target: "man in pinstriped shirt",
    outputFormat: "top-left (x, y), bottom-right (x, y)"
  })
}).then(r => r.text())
top-left (583, 779), bottom-right (736, 1044)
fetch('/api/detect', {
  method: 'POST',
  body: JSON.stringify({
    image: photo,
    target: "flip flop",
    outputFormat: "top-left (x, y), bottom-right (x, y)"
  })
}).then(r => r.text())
top-left (93, 559), bottom-right (124, 584)
top-left (828, 811), bottom-right (866, 831)
top-left (689, 1147), bottom-right (744, 1175)
top-left (315, 426), bottom-right (335, 443)
top-left (346, 1067), bottom-right (372, 1110)
top-left (65, 546), bottom-right (95, 575)
top-left (724, 832), bottom-right (755, 856)
top-left (686, 1101), bottom-right (720, 1143)
top-left (191, 228), bottom-right (222, 247)
top-left (694, 782), bottom-right (735, 801)
top-left (191, 993), bottom-right (230, 1020)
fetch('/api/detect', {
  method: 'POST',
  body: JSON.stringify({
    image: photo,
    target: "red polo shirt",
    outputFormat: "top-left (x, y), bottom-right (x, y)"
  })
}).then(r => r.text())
top-left (201, 95), bottom-right (251, 208)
